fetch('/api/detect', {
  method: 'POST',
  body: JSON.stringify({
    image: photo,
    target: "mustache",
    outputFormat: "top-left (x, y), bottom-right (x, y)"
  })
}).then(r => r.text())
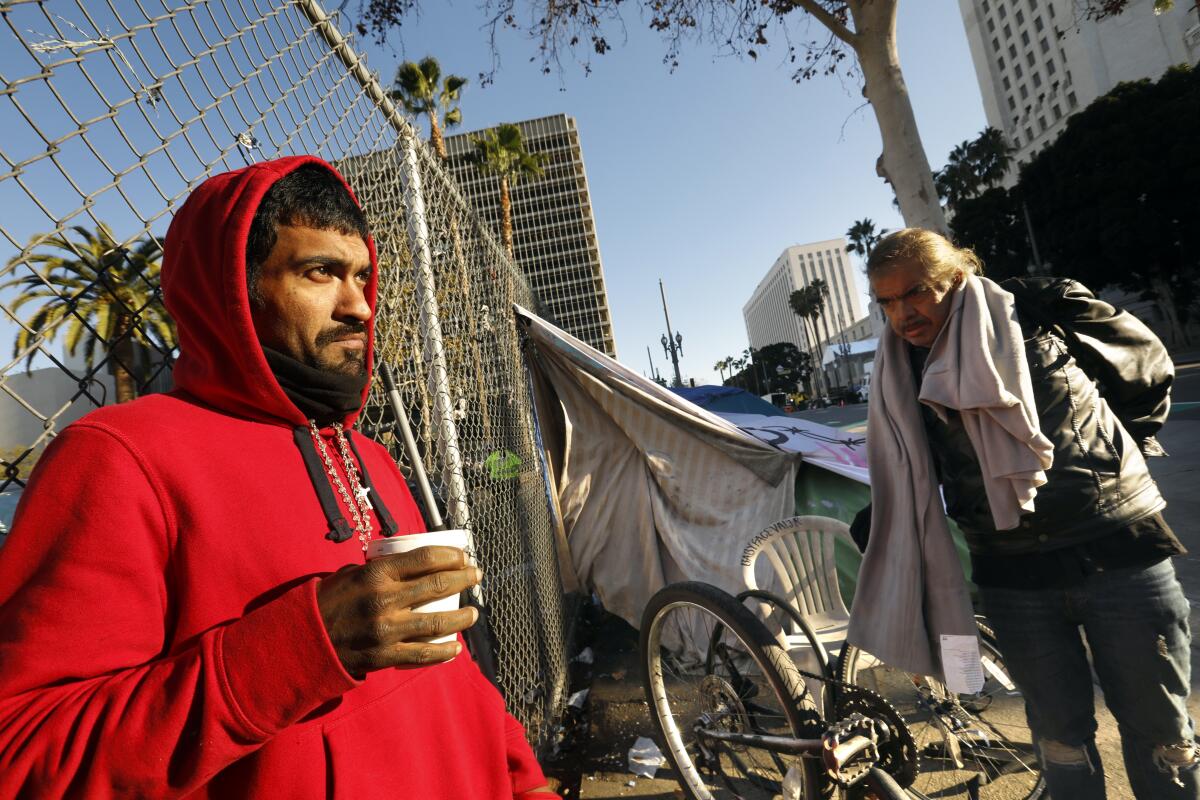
top-left (314, 322), bottom-right (369, 347)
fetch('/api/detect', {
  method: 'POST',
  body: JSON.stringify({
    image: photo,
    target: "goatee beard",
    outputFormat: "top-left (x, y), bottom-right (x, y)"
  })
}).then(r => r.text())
top-left (311, 322), bottom-right (368, 376)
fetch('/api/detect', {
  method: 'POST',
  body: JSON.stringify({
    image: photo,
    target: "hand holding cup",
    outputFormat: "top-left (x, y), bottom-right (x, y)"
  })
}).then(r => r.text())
top-left (317, 530), bottom-right (479, 675)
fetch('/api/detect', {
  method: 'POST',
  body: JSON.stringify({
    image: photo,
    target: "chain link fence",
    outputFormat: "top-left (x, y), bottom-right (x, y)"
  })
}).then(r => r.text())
top-left (0, 0), bottom-right (570, 749)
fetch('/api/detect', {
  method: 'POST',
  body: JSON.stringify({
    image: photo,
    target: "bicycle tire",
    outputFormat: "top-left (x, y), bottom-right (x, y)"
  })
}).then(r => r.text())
top-left (838, 619), bottom-right (1046, 800)
top-left (641, 581), bottom-right (824, 799)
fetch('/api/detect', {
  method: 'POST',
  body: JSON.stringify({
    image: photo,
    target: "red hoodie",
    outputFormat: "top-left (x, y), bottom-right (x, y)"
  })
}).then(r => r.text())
top-left (0, 156), bottom-right (549, 799)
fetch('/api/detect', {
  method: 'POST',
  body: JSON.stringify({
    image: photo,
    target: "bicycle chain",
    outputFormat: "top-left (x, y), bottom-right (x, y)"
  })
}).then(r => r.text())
top-left (790, 664), bottom-right (921, 789)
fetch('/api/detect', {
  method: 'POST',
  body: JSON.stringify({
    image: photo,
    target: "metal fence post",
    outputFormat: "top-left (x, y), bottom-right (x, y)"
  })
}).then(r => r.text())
top-left (397, 130), bottom-right (472, 535)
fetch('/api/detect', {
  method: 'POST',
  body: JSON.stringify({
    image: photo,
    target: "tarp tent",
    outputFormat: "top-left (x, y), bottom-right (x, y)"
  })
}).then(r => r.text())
top-left (520, 311), bottom-right (798, 633)
top-left (673, 386), bottom-right (869, 484)
top-left (671, 385), bottom-right (789, 418)
top-left (518, 309), bottom-right (876, 643)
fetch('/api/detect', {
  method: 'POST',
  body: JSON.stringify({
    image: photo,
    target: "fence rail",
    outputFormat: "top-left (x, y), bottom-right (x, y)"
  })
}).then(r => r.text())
top-left (0, 0), bottom-right (569, 749)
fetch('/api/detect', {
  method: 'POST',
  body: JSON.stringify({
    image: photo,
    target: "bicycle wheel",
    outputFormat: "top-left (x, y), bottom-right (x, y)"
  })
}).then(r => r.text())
top-left (641, 581), bottom-right (823, 799)
top-left (838, 620), bottom-right (1045, 800)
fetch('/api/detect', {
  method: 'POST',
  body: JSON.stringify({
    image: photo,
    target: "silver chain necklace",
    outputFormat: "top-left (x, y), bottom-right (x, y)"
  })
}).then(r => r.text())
top-left (308, 420), bottom-right (374, 552)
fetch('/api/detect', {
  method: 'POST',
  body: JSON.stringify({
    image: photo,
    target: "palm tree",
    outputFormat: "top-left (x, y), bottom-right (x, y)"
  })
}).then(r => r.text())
top-left (810, 279), bottom-right (841, 388)
top-left (3, 225), bottom-right (176, 403)
top-left (846, 218), bottom-right (888, 260)
top-left (467, 123), bottom-right (546, 259)
top-left (789, 288), bottom-right (827, 401)
top-left (389, 56), bottom-right (466, 161)
top-left (714, 359), bottom-right (727, 383)
top-left (934, 126), bottom-right (1014, 211)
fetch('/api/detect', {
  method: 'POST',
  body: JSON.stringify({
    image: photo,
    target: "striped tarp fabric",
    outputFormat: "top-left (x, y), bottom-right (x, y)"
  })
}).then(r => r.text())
top-left (518, 308), bottom-right (798, 661)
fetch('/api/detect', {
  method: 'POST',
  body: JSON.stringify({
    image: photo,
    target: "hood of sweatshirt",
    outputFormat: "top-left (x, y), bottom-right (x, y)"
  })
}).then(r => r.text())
top-left (162, 155), bottom-right (378, 428)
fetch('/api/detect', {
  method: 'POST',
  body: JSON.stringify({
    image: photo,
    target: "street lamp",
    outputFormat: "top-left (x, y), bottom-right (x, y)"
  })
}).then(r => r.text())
top-left (658, 280), bottom-right (684, 387)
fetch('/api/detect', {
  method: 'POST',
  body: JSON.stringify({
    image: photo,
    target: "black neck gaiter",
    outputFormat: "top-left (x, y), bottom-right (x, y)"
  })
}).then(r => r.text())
top-left (262, 346), bottom-right (368, 426)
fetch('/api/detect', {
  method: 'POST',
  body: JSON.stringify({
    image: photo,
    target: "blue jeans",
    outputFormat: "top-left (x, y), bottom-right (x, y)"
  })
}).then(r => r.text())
top-left (981, 559), bottom-right (1199, 800)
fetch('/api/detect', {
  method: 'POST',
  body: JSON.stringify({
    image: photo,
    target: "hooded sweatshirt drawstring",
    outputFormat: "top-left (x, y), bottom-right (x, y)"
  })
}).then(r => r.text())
top-left (292, 426), bottom-right (399, 543)
top-left (292, 426), bottom-right (355, 543)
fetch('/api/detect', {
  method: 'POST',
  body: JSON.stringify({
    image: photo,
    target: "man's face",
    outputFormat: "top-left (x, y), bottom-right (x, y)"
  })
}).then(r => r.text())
top-left (250, 224), bottom-right (372, 375)
top-left (870, 259), bottom-right (961, 348)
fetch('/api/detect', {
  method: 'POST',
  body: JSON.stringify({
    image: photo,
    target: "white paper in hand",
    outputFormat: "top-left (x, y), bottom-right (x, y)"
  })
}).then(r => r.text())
top-left (940, 634), bottom-right (984, 694)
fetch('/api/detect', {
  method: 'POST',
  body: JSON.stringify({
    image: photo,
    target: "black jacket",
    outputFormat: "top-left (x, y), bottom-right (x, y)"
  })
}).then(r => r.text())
top-left (920, 277), bottom-right (1173, 556)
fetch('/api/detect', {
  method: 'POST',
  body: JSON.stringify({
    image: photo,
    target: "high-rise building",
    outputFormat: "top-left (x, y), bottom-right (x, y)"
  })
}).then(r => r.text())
top-left (445, 114), bottom-right (617, 358)
top-left (959, 0), bottom-right (1199, 169)
top-left (743, 239), bottom-right (865, 354)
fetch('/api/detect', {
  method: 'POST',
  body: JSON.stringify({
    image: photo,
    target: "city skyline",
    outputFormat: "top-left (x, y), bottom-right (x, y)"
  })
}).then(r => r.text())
top-left (351, 0), bottom-right (994, 385)
top-left (445, 115), bottom-right (618, 358)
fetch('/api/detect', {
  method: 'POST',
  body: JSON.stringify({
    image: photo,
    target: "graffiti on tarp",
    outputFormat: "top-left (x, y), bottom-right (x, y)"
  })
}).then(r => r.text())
top-left (720, 413), bottom-right (869, 483)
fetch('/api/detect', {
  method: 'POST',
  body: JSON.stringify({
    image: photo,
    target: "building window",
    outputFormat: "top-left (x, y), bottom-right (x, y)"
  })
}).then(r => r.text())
top-left (1004, 23), bottom-right (1012, 38)
top-left (1003, 75), bottom-right (1012, 90)
top-left (1032, 71), bottom-right (1042, 87)
top-left (1015, 62), bottom-right (1023, 78)
top-left (982, 0), bottom-right (990, 12)
top-left (1016, 8), bottom-right (1025, 24)
top-left (1012, 133), bottom-right (1021, 148)
top-left (1046, 58), bottom-right (1056, 75)
top-left (1026, 50), bottom-right (1035, 65)
top-left (998, 55), bottom-right (1006, 69)
top-left (987, 17), bottom-right (996, 32)
top-left (1029, 0), bottom-right (1037, 7)
top-left (1026, 125), bottom-right (1035, 141)
top-left (1052, 103), bottom-right (1062, 120)
top-left (1035, 15), bottom-right (1044, 31)
top-left (1040, 36), bottom-right (1050, 53)
top-left (1021, 30), bottom-right (1031, 46)
top-left (1009, 44), bottom-right (1018, 59)
top-left (1008, 95), bottom-right (1017, 110)
top-left (1038, 115), bottom-right (1047, 131)
top-left (1067, 91), bottom-right (1077, 108)
top-left (1048, 2), bottom-right (1054, 17)
top-left (993, 36), bottom-right (1001, 51)
top-left (1065, 69), bottom-right (1072, 86)
top-left (1020, 83), bottom-right (1029, 99)
top-left (999, 4), bottom-right (1007, 17)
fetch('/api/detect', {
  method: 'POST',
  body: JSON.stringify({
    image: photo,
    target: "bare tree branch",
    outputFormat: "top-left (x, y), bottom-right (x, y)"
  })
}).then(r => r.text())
top-left (788, 0), bottom-right (857, 47)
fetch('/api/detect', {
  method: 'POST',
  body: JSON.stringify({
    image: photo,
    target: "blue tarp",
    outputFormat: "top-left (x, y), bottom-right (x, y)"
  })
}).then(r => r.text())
top-left (671, 385), bottom-right (790, 418)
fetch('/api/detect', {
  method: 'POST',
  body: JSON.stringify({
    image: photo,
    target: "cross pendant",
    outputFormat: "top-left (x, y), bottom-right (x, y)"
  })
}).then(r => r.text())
top-left (354, 485), bottom-right (373, 510)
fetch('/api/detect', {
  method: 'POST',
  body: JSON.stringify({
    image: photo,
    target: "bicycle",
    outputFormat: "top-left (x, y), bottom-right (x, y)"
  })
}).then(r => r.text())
top-left (838, 619), bottom-right (1045, 799)
top-left (641, 581), bottom-right (913, 799)
top-left (642, 581), bottom-right (1045, 799)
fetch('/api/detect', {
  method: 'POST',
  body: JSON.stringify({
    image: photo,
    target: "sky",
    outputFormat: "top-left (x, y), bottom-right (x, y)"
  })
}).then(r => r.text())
top-left (0, 0), bottom-right (989, 387)
top-left (347, 0), bottom-right (989, 385)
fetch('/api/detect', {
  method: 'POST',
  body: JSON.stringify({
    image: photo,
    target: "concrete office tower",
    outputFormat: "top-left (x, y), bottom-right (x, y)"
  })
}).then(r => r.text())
top-left (445, 114), bottom-right (617, 358)
top-left (743, 239), bottom-right (866, 353)
top-left (959, 0), bottom-right (1200, 170)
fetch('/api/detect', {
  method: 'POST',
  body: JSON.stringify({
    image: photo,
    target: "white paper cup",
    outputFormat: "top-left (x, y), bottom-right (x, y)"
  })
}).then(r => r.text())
top-left (365, 529), bottom-right (470, 644)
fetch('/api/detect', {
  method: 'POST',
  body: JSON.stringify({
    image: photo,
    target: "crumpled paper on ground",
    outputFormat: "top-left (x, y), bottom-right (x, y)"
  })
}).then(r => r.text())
top-left (628, 737), bottom-right (666, 778)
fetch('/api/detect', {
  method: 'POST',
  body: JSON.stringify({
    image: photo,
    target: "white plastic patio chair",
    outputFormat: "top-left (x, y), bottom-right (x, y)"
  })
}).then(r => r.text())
top-left (738, 515), bottom-right (857, 706)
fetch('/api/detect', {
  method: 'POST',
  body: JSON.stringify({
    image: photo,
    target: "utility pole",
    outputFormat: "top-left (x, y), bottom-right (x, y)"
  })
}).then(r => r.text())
top-left (658, 279), bottom-right (684, 387)
top-left (646, 346), bottom-right (661, 383)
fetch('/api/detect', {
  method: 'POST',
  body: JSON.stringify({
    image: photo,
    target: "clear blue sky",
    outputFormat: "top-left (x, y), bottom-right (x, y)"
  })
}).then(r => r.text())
top-left (352, 0), bottom-right (988, 385)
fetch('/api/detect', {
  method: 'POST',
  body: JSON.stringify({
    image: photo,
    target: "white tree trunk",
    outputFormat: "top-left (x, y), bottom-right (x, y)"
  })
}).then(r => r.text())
top-left (850, 0), bottom-right (947, 235)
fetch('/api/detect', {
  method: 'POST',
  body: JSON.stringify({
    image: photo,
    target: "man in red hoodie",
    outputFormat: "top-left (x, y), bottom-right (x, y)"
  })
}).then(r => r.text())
top-left (0, 156), bottom-right (555, 798)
